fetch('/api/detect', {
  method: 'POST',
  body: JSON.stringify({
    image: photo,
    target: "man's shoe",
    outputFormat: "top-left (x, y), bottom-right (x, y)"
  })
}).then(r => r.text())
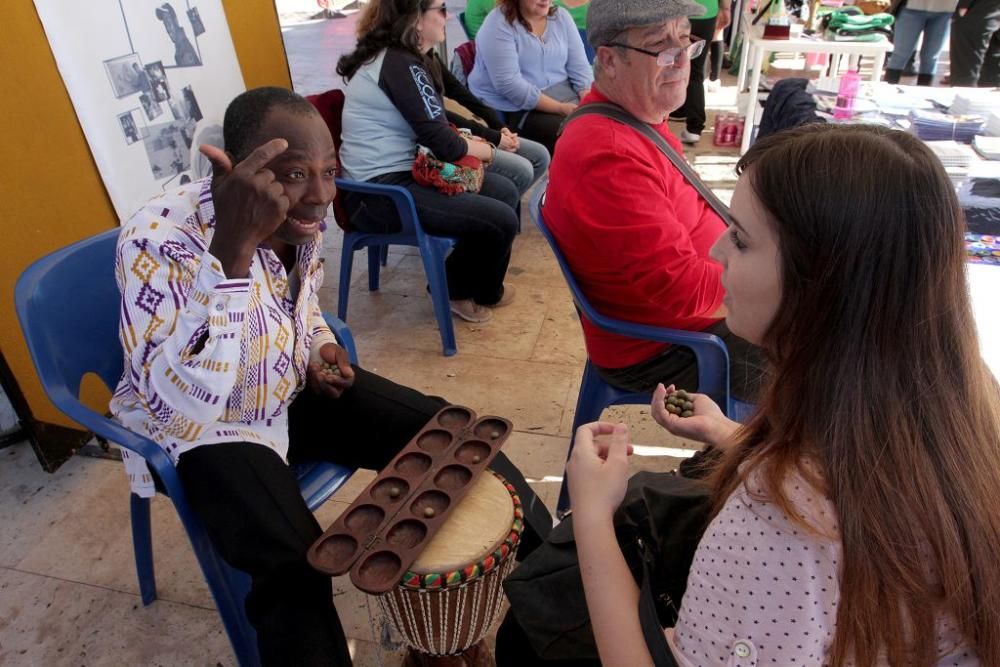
top-left (680, 130), bottom-right (702, 144)
top-left (493, 283), bottom-right (517, 307)
top-left (450, 299), bottom-right (493, 323)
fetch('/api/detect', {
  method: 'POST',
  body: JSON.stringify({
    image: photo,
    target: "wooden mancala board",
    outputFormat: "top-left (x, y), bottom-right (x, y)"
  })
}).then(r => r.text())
top-left (307, 405), bottom-right (512, 594)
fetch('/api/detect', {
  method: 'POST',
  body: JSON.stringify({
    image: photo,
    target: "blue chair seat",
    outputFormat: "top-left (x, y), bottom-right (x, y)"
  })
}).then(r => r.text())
top-left (15, 228), bottom-right (357, 666)
top-left (528, 183), bottom-right (753, 515)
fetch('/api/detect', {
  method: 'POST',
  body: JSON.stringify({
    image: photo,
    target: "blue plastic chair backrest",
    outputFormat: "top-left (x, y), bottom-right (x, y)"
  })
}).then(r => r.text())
top-left (15, 228), bottom-right (124, 398)
top-left (529, 185), bottom-right (624, 335)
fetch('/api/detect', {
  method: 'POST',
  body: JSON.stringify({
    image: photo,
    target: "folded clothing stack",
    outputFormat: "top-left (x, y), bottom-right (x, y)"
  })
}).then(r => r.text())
top-left (986, 112), bottom-right (1000, 137)
top-left (949, 89), bottom-right (1000, 117)
top-left (927, 140), bottom-right (980, 181)
top-left (909, 109), bottom-right (986, 143)
top-left (960, 176), bottom-right (1000, 235)
top-left (973, 135), bottom-right (1000, 160)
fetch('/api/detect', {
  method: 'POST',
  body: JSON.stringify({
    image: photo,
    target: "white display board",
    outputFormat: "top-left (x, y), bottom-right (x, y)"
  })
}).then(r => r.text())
top-left (34, 0), bottom-right (246, 219)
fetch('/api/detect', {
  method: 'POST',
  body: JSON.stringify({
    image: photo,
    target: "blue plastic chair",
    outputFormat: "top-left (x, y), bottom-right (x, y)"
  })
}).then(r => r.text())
top-left (334, 179), bottom-right (459, 357)
top-left (528, 184), bottom-right (753, 515)
top-left (579, 28), bottom-right (596, 64)
top-left (14, 228), bottom-right (357, 666)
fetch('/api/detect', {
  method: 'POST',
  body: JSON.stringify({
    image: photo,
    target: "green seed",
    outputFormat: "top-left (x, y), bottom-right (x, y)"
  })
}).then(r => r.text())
top-left (675, 390), bottom-right (690, 400)
top-left (666, 404), bottom-right (681, 415)
top-left (681, 410), bottom-right (694, 418)
top-left (683, 401), bottom-right (694, 411)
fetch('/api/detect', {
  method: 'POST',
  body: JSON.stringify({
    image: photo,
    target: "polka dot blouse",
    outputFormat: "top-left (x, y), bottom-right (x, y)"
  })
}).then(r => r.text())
top-left (665, 468), bottom-right (977, 666)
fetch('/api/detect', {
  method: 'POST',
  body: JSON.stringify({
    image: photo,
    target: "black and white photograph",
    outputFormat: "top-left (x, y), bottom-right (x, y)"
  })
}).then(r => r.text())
top-left (35, 0), bottom-right (245, 216)
top-left (187, 6), bottom-right (205, 36)
top-left (104, 53), bottom-right (150, 98)
top-left (139, 92), bottom-right (163, 121)
top-left (181, 85), bottom-right (203, 122)
top-left (117, 108), bottom-right (149, 145)
top-left (142, 120), bottom-right (195, 181)
top-left (154, 2), bottom-right (201, 66)
top-left (144, 60), bottom-right (170, 102)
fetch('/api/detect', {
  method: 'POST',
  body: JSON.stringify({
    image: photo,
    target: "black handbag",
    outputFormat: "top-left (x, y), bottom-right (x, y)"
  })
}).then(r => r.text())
top-left (503, 470), bottom-right (714, 665)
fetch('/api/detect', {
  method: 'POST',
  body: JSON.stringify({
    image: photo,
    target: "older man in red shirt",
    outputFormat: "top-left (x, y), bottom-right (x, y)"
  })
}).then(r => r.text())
top-left (544, 0), bottom-right (762, 399)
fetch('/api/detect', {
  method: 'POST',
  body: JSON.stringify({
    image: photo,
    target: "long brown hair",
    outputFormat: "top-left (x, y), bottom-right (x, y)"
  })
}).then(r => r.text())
top-left (336, 0), bottom-right (428, 80)
top-left (710, 124), bottom-right (1000, 665)
top-left (497, 0), bottom-right (557, 32)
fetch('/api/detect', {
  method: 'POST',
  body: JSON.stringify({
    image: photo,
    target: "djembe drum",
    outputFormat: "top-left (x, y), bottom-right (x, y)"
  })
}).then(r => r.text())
top-left (379, 470), bottom-right (523, 666)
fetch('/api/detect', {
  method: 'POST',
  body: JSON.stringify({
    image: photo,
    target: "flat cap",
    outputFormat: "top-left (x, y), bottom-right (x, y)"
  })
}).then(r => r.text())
top-left (586, 0), bottom-right (706, 49)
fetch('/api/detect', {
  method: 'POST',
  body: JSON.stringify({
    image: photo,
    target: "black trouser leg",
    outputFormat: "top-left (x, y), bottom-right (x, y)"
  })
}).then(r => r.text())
top-left (673, 16), bottom-right (717, 135)
top-left (177, 442), bottom-right (353, 667)
top-left (343, 172), bottom-right (519, 305)
top-left (495, 611), bottom-right (601, 667)
top-left (513, 110), bottom-right (567, 156)
top-left (709, 40), bottom-right (725, 80)
top-left (950, 1), bottom-right (1000, 86)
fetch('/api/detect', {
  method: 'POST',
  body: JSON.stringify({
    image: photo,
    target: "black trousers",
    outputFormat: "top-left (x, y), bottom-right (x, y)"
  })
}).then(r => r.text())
top-left (343, 171), bottom-right (519, 305)
top-left (672, 16), bottom-right (718, 135)
top-left (176, 366), bottom-right (551, 666)
top-left (950, 0), bottom-right (1000, 87)
top-left (508, 110), bottom-right (565, 156)
top-left (595, 320), bottom-right (766, 404)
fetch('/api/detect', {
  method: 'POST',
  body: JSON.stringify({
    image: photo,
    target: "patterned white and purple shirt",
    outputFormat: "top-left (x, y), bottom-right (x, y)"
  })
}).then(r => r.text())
top-left (110, 178), bottom-right (337, 497)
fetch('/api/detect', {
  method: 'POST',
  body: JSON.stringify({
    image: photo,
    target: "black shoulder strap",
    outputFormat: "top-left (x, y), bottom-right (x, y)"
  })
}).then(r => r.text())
top-left (561, 102), bottom-right (733, 226)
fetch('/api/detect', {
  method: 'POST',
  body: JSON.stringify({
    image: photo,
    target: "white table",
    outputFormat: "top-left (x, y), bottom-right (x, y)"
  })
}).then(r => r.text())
top-left (968, 262), bottom-right (1000, 381)
top-left (736, 33), bottom-right (894, 153)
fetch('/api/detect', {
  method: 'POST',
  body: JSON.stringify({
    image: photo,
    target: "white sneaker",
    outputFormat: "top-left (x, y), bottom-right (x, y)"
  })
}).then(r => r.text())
top-left (680, 130), bottom-right (702, 144)
top-left (450, 299), bottom-right (493, 323)
top-left (705, 79), bottom-right (721, 92)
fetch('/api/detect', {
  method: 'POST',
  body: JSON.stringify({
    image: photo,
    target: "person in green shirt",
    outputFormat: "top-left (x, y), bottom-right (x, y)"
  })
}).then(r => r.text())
top-left (464, 0), bottom-right (589, 37)
top-left (669, 0), bottom-right (731, 143)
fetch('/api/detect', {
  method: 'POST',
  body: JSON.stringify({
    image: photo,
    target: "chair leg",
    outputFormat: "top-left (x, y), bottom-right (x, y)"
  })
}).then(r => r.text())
top-left (367, 246), bottom-right (382, 291)
top-left (557, 362), bottom-right (621, 516)
top-left (130, 493), bottom-right (157, 605)
top-left (421, 243), bottom-right (458, 356)
top-left (337, 245), bottom-right (354, 321)
top-left (380, 244), bottom-right (389, 267)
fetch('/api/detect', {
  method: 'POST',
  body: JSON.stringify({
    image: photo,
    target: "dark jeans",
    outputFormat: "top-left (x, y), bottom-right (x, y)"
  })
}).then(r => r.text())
top-left (950, 0), bottom-right (1000, 87)
top-left (709, 39), bottom-right (725, 81)
top-left (176, 366), bottom-right (551, 666)
top-left (595, 320), bottom-right (766, 404)
top-left (343, 171), bottom-right (519, 305)
top-left (509, 109), bottom-right (565, 155)
top-left (672, 16), bottom-right (718, 135)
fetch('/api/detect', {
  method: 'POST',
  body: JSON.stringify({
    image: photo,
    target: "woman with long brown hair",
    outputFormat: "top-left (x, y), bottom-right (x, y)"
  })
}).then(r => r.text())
top-left (562, 124), bottom-right (1000, 665)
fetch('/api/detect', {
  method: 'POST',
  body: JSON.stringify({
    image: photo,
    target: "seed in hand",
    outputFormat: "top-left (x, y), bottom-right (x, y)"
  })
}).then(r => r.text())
top-left (664, 388), bottom-right (695, 418)
top-left (320, 361), bottom-right (341, 378)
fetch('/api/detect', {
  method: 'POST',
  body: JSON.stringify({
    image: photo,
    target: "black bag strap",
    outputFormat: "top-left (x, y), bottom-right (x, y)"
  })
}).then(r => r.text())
top-left (561, 102), bottom-right (733, 226)
top-left (638, 539), bottom-right (681, 667)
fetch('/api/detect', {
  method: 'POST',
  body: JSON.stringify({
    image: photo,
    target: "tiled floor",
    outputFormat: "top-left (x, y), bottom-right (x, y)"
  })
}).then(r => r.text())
top-left (0, 6), bottom-right (775, 666)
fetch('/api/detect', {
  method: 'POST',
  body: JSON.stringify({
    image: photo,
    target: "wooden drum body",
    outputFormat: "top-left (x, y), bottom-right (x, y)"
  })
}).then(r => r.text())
top-left (380, 471), bottom-right (523, 657)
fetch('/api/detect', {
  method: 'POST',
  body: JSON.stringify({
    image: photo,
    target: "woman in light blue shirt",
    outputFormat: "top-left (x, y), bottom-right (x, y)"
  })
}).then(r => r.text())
top-left (468, 0), bottom-right (593, 153)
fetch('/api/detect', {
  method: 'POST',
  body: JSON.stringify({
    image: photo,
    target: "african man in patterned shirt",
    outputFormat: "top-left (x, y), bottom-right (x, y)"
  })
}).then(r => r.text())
top-left (111, 87), bottom-right (548, 666)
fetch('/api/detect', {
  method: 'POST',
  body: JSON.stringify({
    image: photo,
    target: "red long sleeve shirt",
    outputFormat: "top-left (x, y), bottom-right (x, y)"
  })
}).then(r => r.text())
top-left (544, 89), bottom-right (727, 368)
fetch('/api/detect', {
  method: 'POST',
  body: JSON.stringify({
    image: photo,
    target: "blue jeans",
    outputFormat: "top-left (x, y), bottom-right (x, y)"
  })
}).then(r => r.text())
top-left (889, 9), bottom-right (952, 75)
top-left (487, 137), bottom-right (551, 196)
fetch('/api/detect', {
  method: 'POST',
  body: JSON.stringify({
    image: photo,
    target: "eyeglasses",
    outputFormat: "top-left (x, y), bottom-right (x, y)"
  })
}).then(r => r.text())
top-left (425, 3), bottom-right (447, 15)
top-left (605, 37), bottom-right (705, 68)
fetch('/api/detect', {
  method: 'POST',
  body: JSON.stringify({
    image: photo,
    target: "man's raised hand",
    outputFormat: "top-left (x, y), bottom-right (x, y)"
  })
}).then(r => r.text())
top-left (202, 139), bottom-right (290, 278)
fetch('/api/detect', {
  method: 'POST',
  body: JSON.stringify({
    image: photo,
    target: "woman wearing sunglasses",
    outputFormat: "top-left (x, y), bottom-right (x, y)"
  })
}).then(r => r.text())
top-left (337, 0), bottom-right (522, 323)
